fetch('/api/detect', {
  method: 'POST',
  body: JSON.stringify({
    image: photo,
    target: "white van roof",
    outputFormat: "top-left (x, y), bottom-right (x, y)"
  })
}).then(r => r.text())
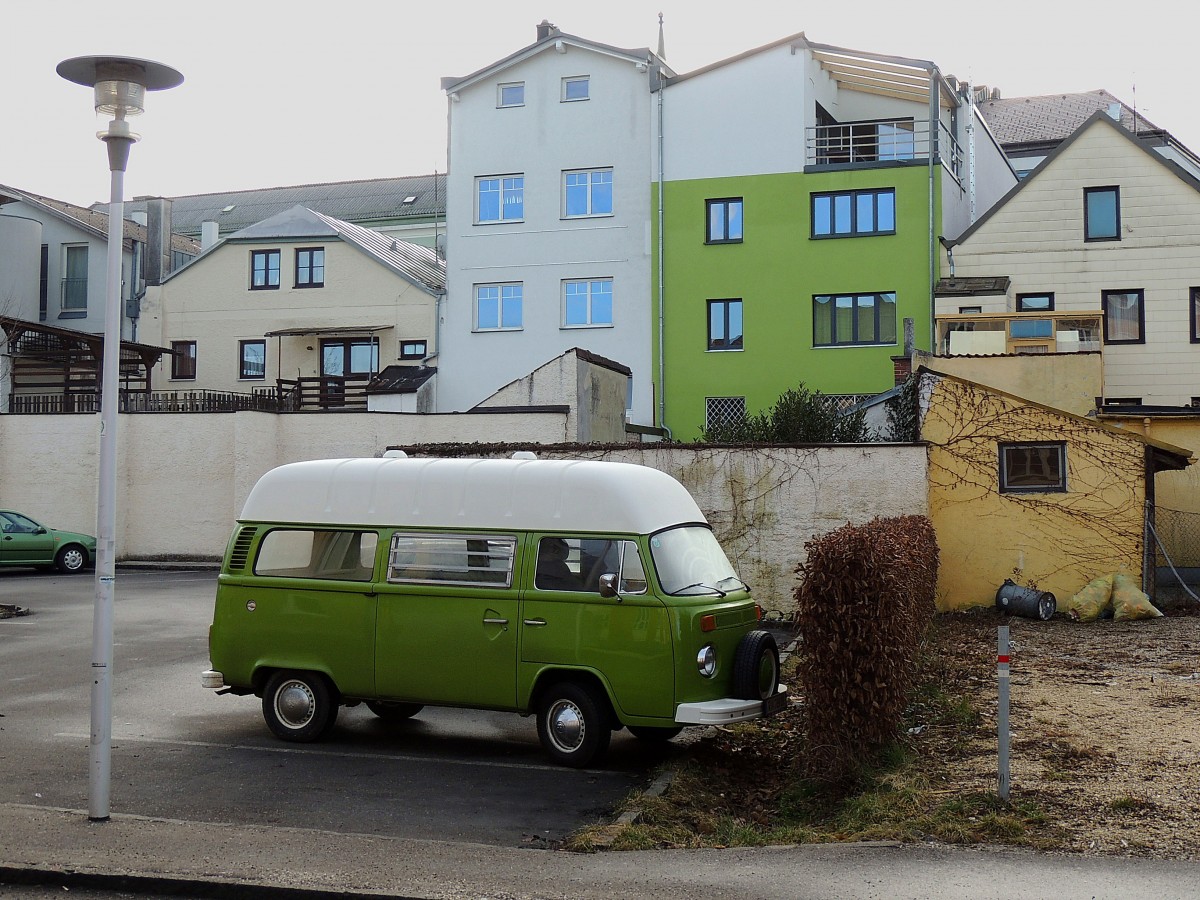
top-left (240, 457), bottom-right (708, 535)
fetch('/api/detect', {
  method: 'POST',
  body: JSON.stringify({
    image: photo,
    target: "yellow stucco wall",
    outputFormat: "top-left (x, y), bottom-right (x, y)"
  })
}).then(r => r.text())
top-left (923, 374), bottom-right (1148, 611)
top-left (914, 350), bottom-right (1102, 417)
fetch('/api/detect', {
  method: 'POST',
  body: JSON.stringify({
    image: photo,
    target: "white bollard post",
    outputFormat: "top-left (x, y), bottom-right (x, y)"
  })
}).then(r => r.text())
top-left (997, 625), bottom-right (1011, 801)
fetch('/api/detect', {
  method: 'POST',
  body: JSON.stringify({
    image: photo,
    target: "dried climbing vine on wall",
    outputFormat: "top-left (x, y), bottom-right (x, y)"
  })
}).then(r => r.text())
top-left (921, 373), bottom-right (1147, 582)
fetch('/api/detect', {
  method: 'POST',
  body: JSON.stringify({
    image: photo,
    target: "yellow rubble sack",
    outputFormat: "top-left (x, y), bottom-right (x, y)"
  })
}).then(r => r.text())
top-left (1111, 573), bottom-right (1163, 621)
top-left (1067, 574), bottom-right (1113, 622)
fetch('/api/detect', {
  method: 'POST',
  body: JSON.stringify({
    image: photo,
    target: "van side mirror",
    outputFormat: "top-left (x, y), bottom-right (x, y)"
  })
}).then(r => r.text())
top-left (598, 573), bottom-right (621, 600)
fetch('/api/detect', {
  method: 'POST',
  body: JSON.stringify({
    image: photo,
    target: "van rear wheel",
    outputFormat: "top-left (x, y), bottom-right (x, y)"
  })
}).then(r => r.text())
top-left (366, 700), bottom-right (423, 721)
top-left (262, 670), bottom-right (338, 742)
top-left (537, 682), bottom-right (611, 768)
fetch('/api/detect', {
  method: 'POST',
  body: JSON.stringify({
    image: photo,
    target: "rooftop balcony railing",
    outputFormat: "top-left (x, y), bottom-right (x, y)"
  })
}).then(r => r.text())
top-left (935, 312), bottom-right (1103, 356)
top-left (806, 117), bottom-right (963, 180)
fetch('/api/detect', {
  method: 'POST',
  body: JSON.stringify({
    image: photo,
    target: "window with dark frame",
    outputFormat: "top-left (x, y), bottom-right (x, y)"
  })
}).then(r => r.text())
top-left (399, 340), bottom-right (427, 360)
top-left (705, 198), bottom-right (743, 243)
top-left (1084, 186), bottom-right (1120, 241)
top-left (1191, 287), bottom-right (1200, 343)
top-left (250, 250), bottom-right (281, 289)
top-left (707, 299), bottom-right (743, 350)
top-left (813, 292), bottom-right (898, 346)
top-left (1102, 289), bottom-right (1144, 344)
top-left (811, 188), bottom-right (896, 238)
top-left (171, 340), bottom-right (197, 380)
top-left (295, 248), bottom-right (325, 288)
top-left (239, 339), bottom-right (266, 379)
top-left (1016, 292), bottom-right (1054, 312)
top-left (999, 442), bottom-right (1067, 493)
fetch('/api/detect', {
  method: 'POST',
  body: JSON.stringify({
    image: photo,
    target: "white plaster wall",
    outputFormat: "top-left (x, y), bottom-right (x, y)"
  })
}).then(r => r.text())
top-left (0, 411), bottom-right (570, 560)
top-left (0, 418), bottom-right (925, 609)
top-left (3, 199), bottom-right (137, 339)
top-left (441, 45), bottom-right (656, 424)
top-left (661, 43), bottom-right (812, 181)
top-left (946, 121), bottom-right (1200, 406)
top-left (0, 215), bottom-right (42, 319)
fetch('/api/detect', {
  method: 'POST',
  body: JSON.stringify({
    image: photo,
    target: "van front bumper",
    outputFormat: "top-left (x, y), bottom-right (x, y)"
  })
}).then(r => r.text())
top-left (200, 669), bottom-right (224, 689)
top-left (675, 686), bottom-right (788, 725)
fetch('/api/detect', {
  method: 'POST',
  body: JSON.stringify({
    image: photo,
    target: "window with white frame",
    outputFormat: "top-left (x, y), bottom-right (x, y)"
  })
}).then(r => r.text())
top-left (497, 82), bottom-right (524, 107)
top-left (475, 283), bottom-right (523, 331)
top-left (563, 168), bottom-right (613, 217)
top-left (563, 278), bottom-right (613, 327)
top-left (562, 76), bottom-right (589, 101)
top-left (476, 175), bottom-right (524, 223)
top-left (999, 442), bottom-right (1067, 493)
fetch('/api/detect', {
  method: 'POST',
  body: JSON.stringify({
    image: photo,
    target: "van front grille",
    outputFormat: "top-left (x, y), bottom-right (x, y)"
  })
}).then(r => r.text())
top-left (228, 526), bottom-right (257, 571)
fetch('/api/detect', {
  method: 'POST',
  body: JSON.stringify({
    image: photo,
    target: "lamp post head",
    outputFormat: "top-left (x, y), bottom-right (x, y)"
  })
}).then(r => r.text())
top-left (57, 55), bottom-right (183, 169)
top-left (57, 55), bottom-right (184, 115)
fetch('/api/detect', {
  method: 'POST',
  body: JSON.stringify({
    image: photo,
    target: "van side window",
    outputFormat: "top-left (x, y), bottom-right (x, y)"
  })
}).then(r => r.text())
top-left (387, 533), bottom-right (516, 587)
top-left (536, 537), bottom-right (647, 594)
top-left (254, 529), bottom-right (378, 581)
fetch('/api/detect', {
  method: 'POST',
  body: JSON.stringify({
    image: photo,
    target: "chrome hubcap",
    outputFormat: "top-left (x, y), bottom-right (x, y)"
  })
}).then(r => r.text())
top-left (62, 549), bottom-right (84, 569)
top-left (275, 680), bottom-right (315, 728)
top-left (548, 700), bottom-right (585, 752)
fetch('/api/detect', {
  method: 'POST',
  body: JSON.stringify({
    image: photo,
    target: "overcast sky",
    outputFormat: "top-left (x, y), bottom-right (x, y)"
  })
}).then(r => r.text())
top-left (7, 0), bottom-right (1193, 208)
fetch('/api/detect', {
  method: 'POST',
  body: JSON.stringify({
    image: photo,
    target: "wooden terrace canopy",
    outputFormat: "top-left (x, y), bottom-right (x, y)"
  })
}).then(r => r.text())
top-left (1, 316), bottom-right (171, 412)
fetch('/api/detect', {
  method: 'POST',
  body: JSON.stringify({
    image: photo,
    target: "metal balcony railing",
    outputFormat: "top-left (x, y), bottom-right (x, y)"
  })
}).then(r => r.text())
top-left (806, 118), bottom-right (963, 180)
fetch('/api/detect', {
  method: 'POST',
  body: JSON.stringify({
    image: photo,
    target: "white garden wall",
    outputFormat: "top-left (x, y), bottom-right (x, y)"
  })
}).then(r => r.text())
top-left (0, 414), bottom-right (926, 609)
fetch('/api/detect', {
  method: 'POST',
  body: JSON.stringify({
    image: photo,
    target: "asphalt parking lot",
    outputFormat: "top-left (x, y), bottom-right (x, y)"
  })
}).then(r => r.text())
top-left (0, 568), bottom-right (664, 847)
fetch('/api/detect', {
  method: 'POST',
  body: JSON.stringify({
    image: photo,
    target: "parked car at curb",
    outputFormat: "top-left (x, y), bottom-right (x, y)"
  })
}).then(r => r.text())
top-left (0, 510), bottom-right (96, 573)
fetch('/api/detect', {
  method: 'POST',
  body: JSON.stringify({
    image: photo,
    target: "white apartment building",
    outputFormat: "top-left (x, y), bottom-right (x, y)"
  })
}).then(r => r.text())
top-left (437, 22), bottom-right (671, 424)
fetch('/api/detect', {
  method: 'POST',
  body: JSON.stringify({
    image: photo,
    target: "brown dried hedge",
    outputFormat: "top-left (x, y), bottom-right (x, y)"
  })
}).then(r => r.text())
top-left (792, 515), bottom-right (939, 786)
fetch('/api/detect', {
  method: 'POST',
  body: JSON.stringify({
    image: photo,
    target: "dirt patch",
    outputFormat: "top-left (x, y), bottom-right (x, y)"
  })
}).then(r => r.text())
top-left (933, 607), bottom-right (1200, 858)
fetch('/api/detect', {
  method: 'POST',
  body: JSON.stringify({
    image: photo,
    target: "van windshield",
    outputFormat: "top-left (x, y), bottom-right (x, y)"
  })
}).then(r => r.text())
top-left (649, 526), bottom-right (744, 596)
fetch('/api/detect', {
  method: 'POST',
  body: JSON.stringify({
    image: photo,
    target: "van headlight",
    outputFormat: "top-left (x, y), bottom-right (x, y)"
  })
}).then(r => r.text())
top-left (696, 644), bottom-right (717, 678)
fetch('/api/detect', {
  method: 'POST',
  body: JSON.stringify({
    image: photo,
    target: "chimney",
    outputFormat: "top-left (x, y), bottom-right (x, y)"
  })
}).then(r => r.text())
top-left (536, 19), bottom-right (556, 41)
top-left (201, 221), bottom-right (219, 250)
top-left (891, 318), bottom-right (916, 386)
top-left (144, 197), bottom-right (173, 286)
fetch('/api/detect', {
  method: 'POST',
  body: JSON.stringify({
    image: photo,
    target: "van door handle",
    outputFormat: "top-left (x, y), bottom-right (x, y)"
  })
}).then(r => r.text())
top-left (482, 617), bottom-right (509, 626)
top-left (523, 618), bottom-right (547, 627)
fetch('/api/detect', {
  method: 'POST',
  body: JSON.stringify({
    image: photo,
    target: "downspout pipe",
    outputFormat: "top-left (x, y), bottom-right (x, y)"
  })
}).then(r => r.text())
top-left (927, 65), bottom-right (940, 353)
top-left (656, 69), bottom-right (671, 439)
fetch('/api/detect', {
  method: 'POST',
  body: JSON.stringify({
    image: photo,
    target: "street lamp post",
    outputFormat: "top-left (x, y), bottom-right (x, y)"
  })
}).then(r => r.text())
top-left (56, 55), bottom-right (183, 822)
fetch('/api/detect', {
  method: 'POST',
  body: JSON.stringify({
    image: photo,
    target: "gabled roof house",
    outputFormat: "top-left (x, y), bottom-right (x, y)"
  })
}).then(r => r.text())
top-left (146, 205), bottom-right (445, 410)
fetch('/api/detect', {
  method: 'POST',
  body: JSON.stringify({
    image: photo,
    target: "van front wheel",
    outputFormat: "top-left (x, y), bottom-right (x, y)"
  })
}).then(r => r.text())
top-left (262, 670), bottom-right (338, 742)
top-left (537, 683), bottom-right (611, 768)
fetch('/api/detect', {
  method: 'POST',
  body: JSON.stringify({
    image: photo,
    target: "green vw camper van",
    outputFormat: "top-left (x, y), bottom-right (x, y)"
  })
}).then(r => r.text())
top-left (202, 454), bottom-right (785, 767)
